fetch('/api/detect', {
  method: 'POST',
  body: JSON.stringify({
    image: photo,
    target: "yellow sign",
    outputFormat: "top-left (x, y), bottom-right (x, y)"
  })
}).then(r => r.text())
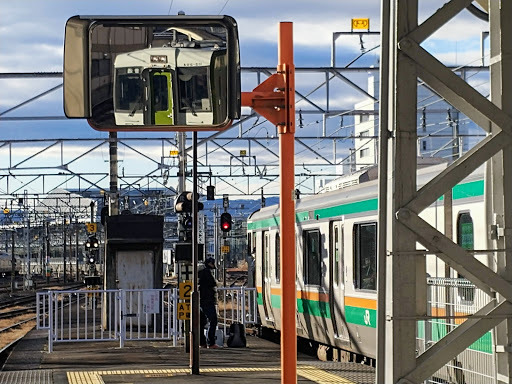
top-left (170, 150), bottom-right (179, 157)
top-left (179, 281), bottom-right (193, 300)
top-left (177, 302), bottom-right (191, 320)
top-left (352, 18), bottom-right (370, 30)
top-left (3, 208), bottom-right (9, 214)
top-left (239, 150), bottom-right (247, 157)
top-left (86, 223), bottom-right (97, 233)
top-left (221, 245), bottom-right (230, 254)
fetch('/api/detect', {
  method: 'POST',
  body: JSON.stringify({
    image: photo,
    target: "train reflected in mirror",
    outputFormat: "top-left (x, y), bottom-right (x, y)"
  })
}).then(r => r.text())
top-left (114, 43), bottom-right (227, 126)
top-left (63, 16), bottom-right (240, 131)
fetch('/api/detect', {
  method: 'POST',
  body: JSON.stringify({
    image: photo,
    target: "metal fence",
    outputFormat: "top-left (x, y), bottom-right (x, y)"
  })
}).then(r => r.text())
top-left (37, 286), bottom-right (257, 352)
top-left (418, 278), bottom-right (496, 384)
top-left (216, 287), bottom-right (258, 335)
top-left (37, 288), bottom-right (180, 352)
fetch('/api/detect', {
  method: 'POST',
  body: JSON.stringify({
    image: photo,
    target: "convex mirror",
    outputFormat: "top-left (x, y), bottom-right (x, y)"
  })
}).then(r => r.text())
top-left (64, 16), bottom-right (241, 131)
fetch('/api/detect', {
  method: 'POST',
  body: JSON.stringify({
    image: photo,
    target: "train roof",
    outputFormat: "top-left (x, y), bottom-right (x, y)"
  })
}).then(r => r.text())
top-left (248, 162), bottom-right (485, 224)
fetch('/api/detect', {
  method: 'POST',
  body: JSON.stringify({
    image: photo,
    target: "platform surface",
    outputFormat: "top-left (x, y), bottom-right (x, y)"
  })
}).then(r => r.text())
top-left (1, 328), bottom-right (375, 384)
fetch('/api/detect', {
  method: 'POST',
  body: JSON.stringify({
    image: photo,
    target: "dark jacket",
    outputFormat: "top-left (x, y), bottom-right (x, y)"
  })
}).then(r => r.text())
top-left (198, 266), bottom-right (217, 304)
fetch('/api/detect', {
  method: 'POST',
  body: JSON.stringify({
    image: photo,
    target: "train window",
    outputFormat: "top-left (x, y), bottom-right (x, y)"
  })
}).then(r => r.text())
top-left (152, 73), bottom-right (170, 112)
top-left (303, 229), bottom-right (322, 286)
top-left (354, 222), bottom-right (377, 290)
top-left (264, 231), bottom-right (270, 280)
top-left (330, 224), bottom-right (341, 286)
top-left (456, 212), bottom-right (474, 301)
top-left (63, 15), bottom-right (241, 131)
top-left (275, 233), bottom-right (280, 283)
top-left (457, 212), bottom-right (474, 250)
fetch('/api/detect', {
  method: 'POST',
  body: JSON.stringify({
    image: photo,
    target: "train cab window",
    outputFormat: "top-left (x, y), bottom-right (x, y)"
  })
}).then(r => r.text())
top-left (354, 222), bottom-right (377, 290)
top-left (303, 229), bottom-right (322, 286)
top-left (275, 233), bottom-right (280, 283)
top-left (178, 67), bottom-right (211, 112)
top-left (457, 212), bottom-right (475, 301)
top-left (115, 67), bottom-right (143, 112)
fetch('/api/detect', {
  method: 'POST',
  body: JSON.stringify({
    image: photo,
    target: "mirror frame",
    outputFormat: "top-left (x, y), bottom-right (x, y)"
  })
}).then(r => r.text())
top-left (63, 15), bottom-right (241, 132)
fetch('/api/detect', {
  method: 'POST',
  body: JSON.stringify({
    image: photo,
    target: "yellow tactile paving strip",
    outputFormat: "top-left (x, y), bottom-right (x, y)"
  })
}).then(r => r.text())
top-left (67, 365), bottom-right (357, 384)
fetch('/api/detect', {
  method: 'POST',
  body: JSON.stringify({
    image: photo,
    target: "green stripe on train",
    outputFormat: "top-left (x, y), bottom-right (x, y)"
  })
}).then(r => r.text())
top-left (345, 306), bottom-right (377, 328)
top-left (258, 293), bottom-right (330, 318)
top-left (417, 320), bottom-right (492, 354)
top-left (259, 293), bottom-right (377, 328)
top-left (452, 179), bottom-right (484, 200)
top-left (248, 179), bottom-right (484, 230)
top-left (314, 199), bottom-right (378, 219)
top-left (248, 216), bottom-right (280, 230)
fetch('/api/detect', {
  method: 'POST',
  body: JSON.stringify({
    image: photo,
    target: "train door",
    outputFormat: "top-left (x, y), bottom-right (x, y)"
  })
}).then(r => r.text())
top-left (261, 230), bottom-right (274, 322)
top-left (150, 71), bottom-right (174, 125)
top-left (329, 221), bottom-right (349, 341)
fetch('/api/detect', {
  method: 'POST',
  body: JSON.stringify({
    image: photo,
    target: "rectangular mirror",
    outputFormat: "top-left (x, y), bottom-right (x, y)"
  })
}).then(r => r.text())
top-left (64, 16), bottom-right (241, 131)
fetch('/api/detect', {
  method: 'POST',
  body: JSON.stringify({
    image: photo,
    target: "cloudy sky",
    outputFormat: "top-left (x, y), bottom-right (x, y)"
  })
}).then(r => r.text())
top-left (0, 1), bottom-right (490, 197)
top-left (0, 0), bottom-right (488, 115)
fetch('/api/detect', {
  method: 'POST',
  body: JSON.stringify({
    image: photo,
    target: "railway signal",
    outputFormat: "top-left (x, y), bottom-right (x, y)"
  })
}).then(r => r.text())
top-left (220, 212), bottom-right (232, 232)
top-left (85, 236), bottom-right (99, 264)
top-left (174, 192), bottom-right (204, 213)
top-left (85, 236), bottom-right (99, 249)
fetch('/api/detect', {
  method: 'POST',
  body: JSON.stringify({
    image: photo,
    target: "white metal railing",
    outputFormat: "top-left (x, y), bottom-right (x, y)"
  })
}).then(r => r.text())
top-left (217, 287), bottom-right (257, 335)
top-left (36, 291), bottom-right (51, 330)
top-left (37, 288), bottom-right (180, 352)
top-left (419, 278), bottom-right (496, 384)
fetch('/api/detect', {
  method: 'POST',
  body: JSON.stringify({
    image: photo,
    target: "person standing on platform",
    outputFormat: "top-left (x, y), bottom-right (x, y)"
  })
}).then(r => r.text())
top-left (199, 257), bottom-right (220, 348)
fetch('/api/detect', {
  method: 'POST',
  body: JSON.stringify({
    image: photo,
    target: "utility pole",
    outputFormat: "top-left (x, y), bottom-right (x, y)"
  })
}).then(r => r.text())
top-left (63, 217), bottom-right (67, 284)
top-left (10, 231), bottom-right (15, 294)
top-left (109, 132), bottom-right (119, 216)
top-left (45, 220), bottom-right (50, 284)
top-left (75, 217), bottom-right (79, 281)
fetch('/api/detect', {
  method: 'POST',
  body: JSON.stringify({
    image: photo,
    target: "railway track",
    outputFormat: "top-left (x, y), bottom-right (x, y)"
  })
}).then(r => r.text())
top-left (0, 282), bottom-right (84, 360)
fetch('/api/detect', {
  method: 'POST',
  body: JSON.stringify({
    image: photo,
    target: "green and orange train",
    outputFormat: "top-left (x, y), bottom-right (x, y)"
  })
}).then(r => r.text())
top-left (247, 163), bottom-right (494, 382)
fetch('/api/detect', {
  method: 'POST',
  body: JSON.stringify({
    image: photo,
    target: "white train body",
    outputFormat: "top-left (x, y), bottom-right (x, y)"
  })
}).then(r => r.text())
top-left (113, 47), bottom-right (226, 126)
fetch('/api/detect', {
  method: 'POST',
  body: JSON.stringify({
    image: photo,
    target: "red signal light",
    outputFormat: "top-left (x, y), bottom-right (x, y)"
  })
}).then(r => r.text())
top-left (220, 212), bottom-right (232, 232)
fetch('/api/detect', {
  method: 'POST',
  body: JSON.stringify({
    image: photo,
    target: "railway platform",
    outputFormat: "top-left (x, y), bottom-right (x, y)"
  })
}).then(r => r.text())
top-left (1, 327), bottom-right (375, 384)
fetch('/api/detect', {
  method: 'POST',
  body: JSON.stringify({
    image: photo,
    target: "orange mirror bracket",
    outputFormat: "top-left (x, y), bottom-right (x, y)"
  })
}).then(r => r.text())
top-left (241, 73), bottom-right (286, 127)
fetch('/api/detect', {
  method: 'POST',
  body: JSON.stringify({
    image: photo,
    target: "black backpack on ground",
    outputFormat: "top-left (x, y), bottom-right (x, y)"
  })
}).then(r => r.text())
top-left (227, 322), bottom-right (246, 348)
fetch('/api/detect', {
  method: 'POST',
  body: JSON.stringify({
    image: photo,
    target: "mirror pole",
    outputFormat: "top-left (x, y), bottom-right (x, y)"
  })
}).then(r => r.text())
top-left (177, 132), bottom-right (187, 194)
top-left (191, 131), bottom-right (200, 374)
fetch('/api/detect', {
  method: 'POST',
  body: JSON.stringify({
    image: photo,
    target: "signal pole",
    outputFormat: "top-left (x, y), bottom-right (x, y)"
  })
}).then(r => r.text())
top-left (190, 132), bottom-right (200, 374)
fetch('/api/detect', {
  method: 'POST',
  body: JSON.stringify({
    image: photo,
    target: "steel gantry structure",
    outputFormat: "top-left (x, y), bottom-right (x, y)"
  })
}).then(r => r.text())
top-left (378, 1), bottom-right (512, 383)
top-left (0, 65), bottom-right (488, 203)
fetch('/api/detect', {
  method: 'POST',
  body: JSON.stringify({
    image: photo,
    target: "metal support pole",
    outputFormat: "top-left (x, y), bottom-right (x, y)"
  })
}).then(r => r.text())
top-left (278, 22), bottom-right (296, 384)
top-left (190, 131), bottom-right (200, 374)
top-left (376, 0), bottom-right (391, 381)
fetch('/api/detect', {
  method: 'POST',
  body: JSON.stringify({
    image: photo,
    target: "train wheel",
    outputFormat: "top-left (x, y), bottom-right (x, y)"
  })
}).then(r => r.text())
top-left (339, 350), bottom-right (351, 362)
